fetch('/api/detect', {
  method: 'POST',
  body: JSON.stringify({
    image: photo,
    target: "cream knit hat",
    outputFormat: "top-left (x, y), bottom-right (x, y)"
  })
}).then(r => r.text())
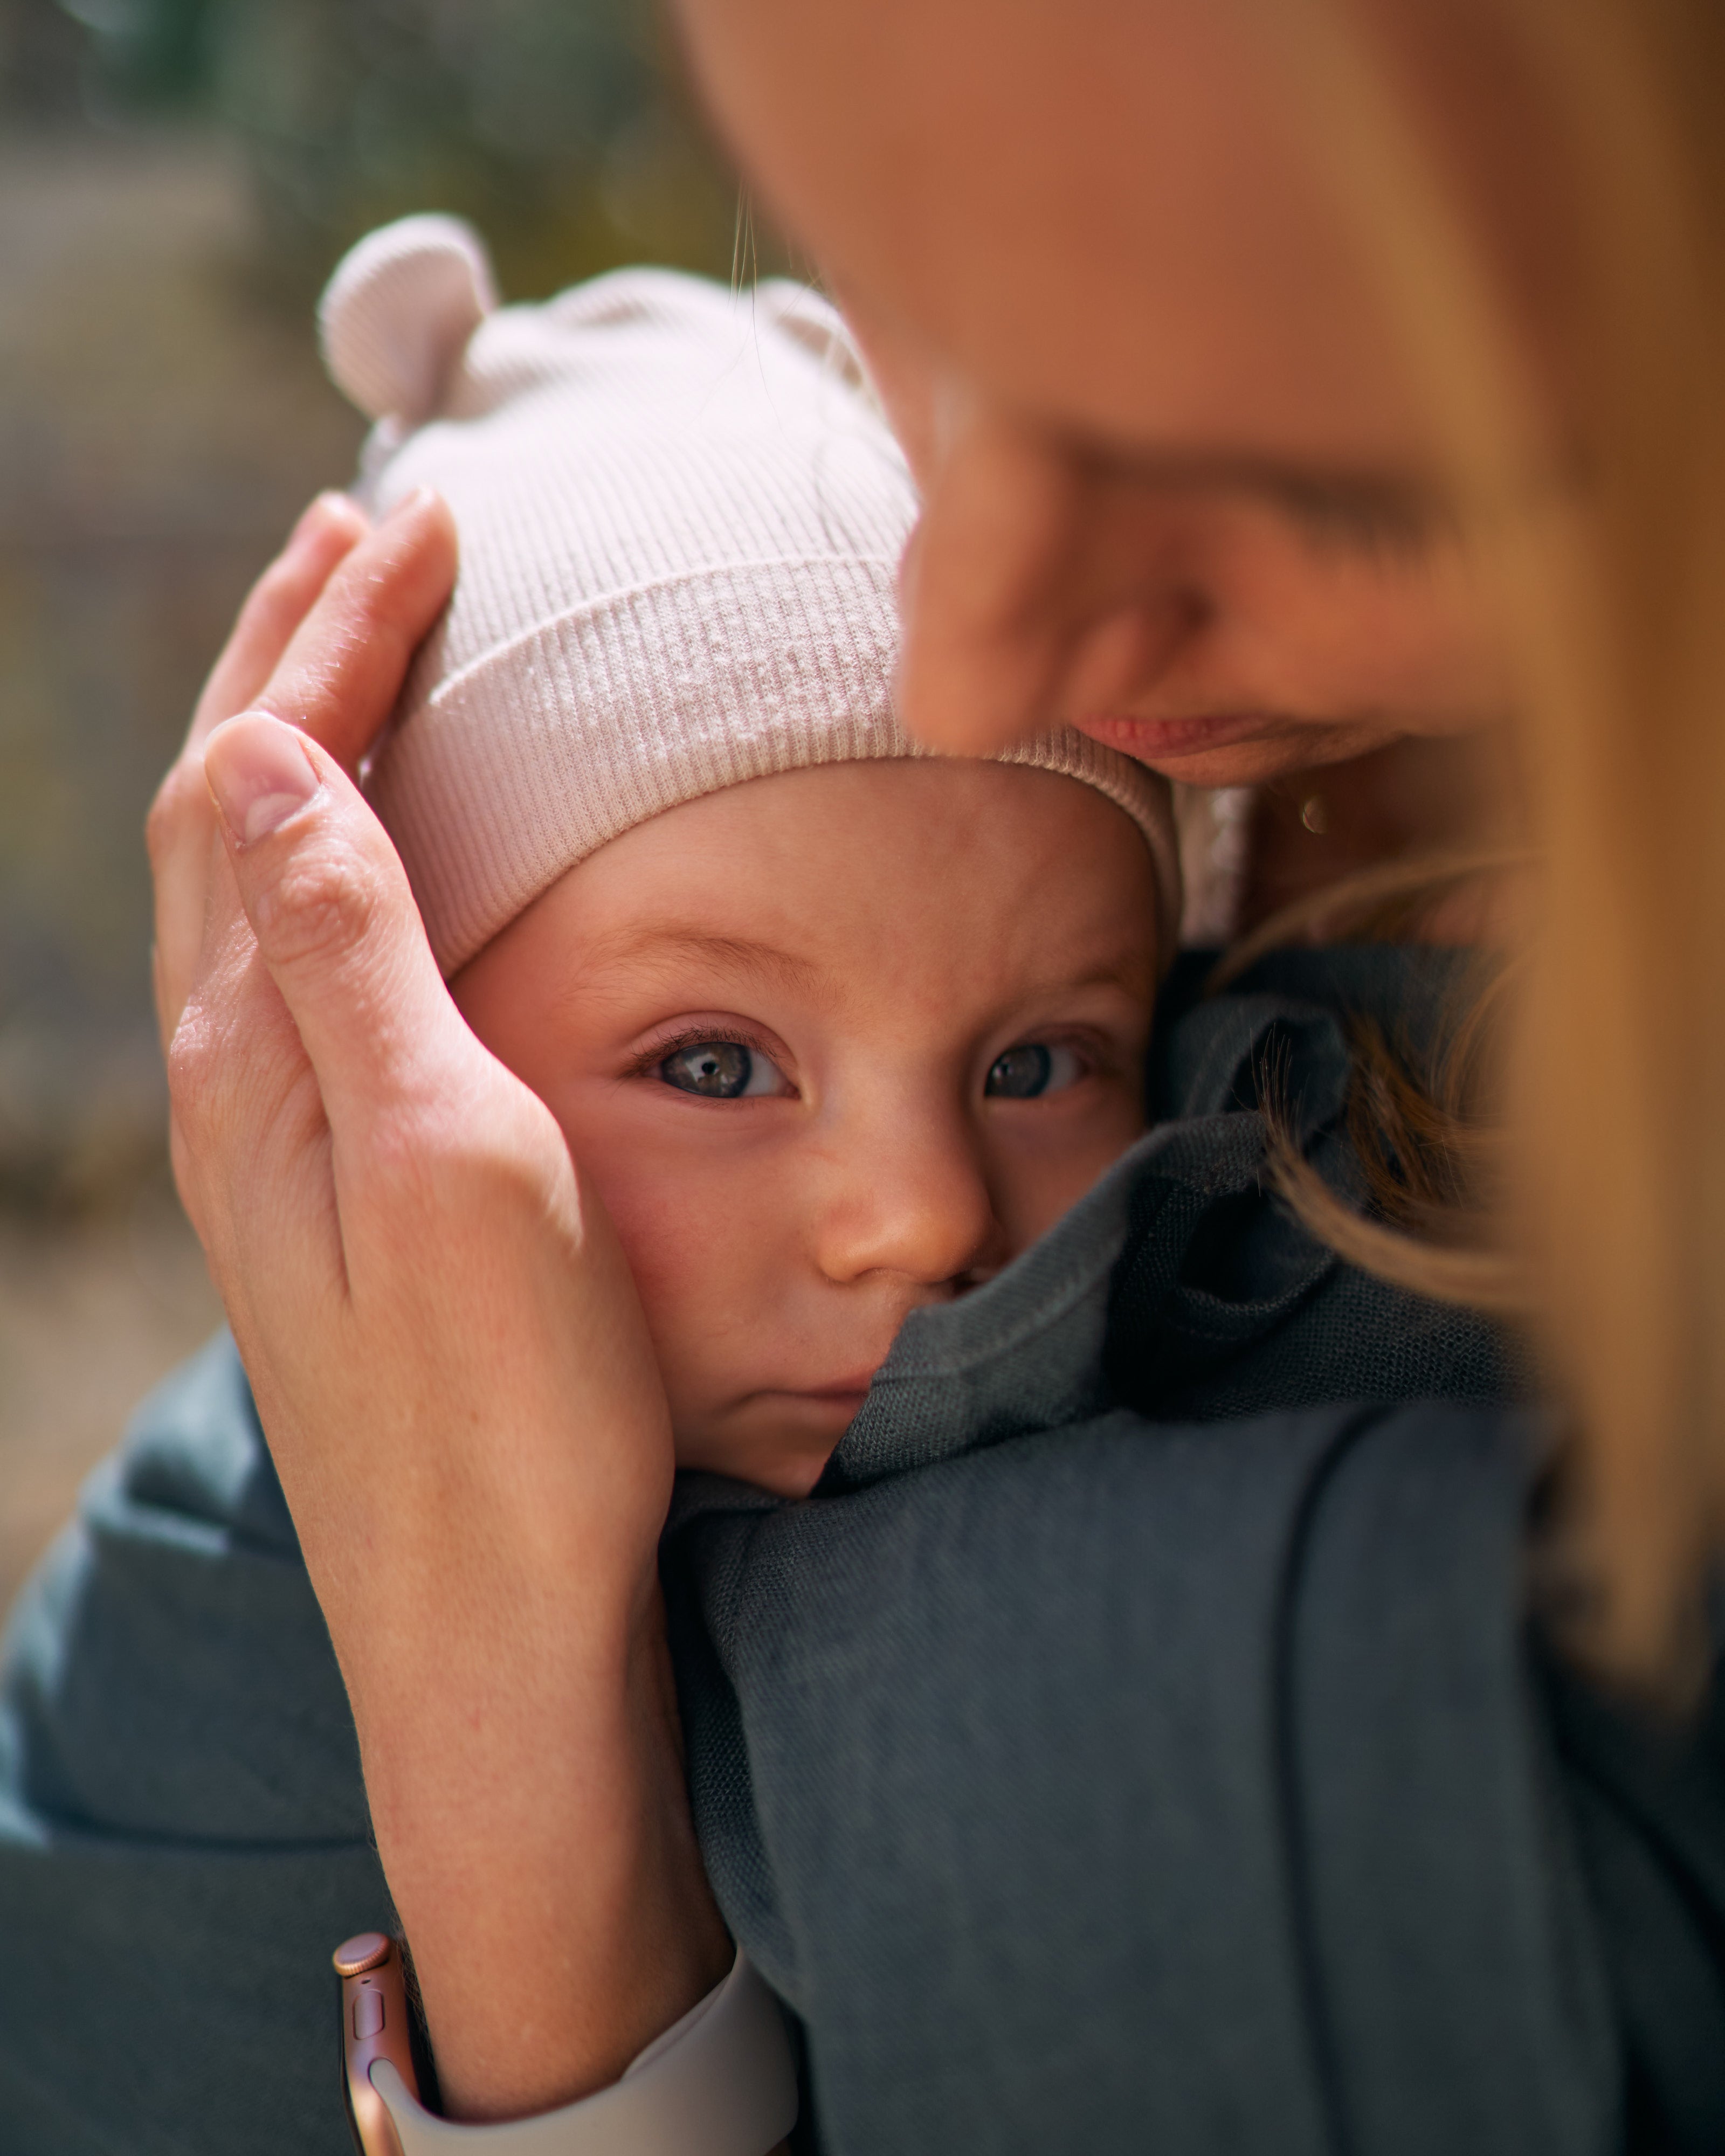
top-left (319, 216), bottom-right (1181, 976)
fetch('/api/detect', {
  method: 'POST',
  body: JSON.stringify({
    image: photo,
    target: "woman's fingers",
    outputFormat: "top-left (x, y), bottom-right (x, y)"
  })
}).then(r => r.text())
top-left (167, 889), bottom-right (343, 1310)
top-left (189, 493), bottom-right (372, 749)
top-left (147, 758), bottom-right (227, 1056)
top-left (150, 495), bottom-right (370, 1059)
top-left (150, 490), bottom-right (458, 1044)
top-left (249, 488), bottom-right (457, 775)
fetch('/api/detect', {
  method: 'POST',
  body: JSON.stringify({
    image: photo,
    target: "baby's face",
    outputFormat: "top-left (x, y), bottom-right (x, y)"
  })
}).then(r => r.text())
top-left (453, 759), bottom-right (1159, 1496)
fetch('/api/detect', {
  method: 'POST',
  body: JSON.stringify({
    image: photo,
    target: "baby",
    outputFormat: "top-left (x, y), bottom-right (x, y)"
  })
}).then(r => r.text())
top-left (322, 217), bottom-right (1181, 1498)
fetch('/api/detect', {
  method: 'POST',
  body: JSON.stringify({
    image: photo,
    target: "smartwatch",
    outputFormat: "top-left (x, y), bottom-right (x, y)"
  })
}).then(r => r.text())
top-left (335, 1933), bottom-right (798, 2156)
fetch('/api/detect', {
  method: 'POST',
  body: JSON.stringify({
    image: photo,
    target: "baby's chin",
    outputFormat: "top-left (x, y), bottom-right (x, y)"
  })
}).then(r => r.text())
top-left (674, 1388), bottom-right (868, 1498)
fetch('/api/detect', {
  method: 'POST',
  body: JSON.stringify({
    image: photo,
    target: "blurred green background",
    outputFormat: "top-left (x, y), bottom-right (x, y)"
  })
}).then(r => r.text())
top-left (0, 0), bottom-right (760, 1600)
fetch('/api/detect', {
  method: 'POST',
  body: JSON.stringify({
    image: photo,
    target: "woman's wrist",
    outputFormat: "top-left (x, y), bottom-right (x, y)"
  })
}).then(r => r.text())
top-left (296, 1394), bottom-right (724, 2123)
top-left (348, 1573), bottom-right (731, 2122)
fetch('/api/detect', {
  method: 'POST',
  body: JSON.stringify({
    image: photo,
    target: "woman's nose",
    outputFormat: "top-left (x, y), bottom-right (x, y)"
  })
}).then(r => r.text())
top-left (898, 400), bottom-right (1202, 755)
top-left (811, 1106), bottom-right (1006, 1290)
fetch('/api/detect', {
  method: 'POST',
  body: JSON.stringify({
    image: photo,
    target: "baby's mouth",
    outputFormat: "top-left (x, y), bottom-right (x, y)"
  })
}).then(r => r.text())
top-left (748, 1371), bottom-right (878, 1429)
top-left (791, 1375), bottom-right (875, 1413)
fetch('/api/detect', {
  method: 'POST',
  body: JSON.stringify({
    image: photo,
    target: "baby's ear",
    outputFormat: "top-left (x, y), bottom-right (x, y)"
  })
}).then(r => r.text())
top-left (318, 214), bottom-right (497, 426)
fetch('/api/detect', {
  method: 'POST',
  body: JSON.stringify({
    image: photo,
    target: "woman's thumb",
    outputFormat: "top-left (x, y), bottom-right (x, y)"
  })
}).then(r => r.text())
top-left (206, 709), bottom-right (326, 845)
top-left (202, 710), bottom-right (458, 1123)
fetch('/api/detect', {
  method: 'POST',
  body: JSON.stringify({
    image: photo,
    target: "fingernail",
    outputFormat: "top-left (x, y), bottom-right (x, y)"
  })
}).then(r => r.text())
top-left (204, 714), bottom-right (322, 844)
top-left (378, 484), bottom-right (438, 528)
top-left (288, 490), bottom-right (362, 551)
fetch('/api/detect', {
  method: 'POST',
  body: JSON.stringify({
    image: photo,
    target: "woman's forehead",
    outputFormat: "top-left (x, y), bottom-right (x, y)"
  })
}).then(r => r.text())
top-left (674, 0), bottom-right (1565, 468)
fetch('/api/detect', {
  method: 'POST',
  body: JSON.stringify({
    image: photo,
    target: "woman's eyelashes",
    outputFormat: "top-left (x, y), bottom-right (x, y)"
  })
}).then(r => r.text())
top-left (984, 1041), bottom-right (1086, 1099)
top-left (655, 1036), bottom-right (791, 1100)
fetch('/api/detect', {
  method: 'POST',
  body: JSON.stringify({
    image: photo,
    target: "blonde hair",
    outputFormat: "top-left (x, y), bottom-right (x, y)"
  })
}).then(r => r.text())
top-left (1259, 0), bottom-right (1725, 1682)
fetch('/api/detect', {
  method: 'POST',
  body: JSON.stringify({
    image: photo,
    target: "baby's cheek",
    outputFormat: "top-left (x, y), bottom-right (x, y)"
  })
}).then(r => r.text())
top-left (580, 1142), bottom-right (770, 1399)
top-left (995, 1099), bottom-right (1147, 1255)
top-left (586, 1160), bottom-right (714, 1319)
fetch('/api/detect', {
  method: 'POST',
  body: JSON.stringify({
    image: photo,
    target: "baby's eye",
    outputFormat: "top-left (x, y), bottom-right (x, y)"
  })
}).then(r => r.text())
top-left (984, 1042), bottom-right (1085, 1099)
top-left (657, 1040), bottom-right (787, 1099)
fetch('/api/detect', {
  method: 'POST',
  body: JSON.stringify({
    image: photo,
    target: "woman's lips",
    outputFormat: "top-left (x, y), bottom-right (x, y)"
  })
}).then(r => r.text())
top-left (1077, 710), bottom-right (1287, 761)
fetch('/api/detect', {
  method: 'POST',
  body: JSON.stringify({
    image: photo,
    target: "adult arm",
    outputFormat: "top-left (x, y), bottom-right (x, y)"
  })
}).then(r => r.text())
top-left (147, 492), bottom-right (730, 2120)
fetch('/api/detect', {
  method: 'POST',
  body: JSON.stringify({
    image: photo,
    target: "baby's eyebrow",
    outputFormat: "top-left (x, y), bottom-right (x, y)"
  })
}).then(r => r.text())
top-left (577, 922), bottom-right (826, 1000)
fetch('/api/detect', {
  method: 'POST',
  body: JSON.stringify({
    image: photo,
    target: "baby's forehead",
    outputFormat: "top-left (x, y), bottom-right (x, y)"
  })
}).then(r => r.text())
top-left (512, 759), bottom-right (1165, 1017)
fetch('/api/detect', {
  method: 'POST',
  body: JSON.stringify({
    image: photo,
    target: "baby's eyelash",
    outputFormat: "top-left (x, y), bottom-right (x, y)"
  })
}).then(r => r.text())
top-left (624, 1024), bottom-right (761, 1080)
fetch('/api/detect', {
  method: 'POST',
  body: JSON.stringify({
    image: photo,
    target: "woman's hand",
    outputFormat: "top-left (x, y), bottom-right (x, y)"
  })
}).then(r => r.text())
top-left (148, 490), bottom-right (731, 2119)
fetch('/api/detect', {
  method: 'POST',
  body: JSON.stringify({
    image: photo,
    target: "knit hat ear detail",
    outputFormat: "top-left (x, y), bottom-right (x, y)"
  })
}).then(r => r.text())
top-left (319, 213), bottom-right (497, 426)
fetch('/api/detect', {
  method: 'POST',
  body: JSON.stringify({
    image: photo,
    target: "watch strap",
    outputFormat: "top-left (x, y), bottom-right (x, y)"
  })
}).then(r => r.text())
top-left (358, 1950), bottom-right (796, 2156)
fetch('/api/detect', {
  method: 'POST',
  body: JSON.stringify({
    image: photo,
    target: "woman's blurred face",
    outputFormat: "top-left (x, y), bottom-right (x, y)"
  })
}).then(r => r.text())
top-left (673, 0), bottom-right (1533, 788)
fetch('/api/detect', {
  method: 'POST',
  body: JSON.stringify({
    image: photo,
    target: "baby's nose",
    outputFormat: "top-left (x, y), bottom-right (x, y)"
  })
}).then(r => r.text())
top-left (812, 1112), bottom-right (1005, 1289)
